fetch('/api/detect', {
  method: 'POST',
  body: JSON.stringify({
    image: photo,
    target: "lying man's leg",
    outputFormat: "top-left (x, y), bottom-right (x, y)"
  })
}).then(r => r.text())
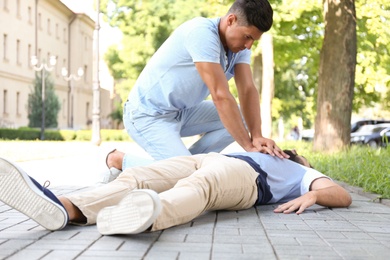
top-left (96, 153), bottom-right (259, 235)
top-left (66, 154), bottom-right (202, 226)
top-left (97, 189), bottom-right (162, 235)
top-left (152, 153), bottom-right (259, 231)
top-left (2, 154), bottom-right (245, 234)
top-left (0, 153), bottom-right (204, 232)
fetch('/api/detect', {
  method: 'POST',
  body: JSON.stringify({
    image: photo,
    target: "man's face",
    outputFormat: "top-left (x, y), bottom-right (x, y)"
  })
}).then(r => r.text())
top-left (290, 149), bottom-right (311, 168)
top-left (225, 15), bottom-right (262, 53)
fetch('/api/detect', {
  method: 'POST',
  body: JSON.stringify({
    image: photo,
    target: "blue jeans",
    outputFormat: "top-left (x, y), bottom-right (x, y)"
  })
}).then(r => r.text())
top-left (122, 100), bottom-right (235, 169)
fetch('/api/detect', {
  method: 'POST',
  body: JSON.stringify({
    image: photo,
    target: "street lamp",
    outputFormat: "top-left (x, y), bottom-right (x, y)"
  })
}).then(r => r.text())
top-left (91, 0), bottom-right (101, 145)
top-left (62, 67), bottom-right (84, 128)
top-left (31, 55), bottom-right (57, 140)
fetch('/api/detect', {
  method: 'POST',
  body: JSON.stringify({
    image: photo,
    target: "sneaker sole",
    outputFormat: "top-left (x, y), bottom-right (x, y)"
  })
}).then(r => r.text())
top-left (0, 157), bottom-right (68, 230)
top-left (97, 189), bottom-right (162, 235)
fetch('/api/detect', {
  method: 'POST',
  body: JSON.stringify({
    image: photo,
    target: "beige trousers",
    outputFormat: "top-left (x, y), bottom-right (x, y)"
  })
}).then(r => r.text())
top-left (66, 153), bottom-right (259, 231)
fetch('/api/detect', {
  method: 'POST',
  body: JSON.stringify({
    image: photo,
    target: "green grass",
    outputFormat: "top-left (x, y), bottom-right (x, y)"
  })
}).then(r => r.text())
top-left (281, 141), bottom-right (390, 198)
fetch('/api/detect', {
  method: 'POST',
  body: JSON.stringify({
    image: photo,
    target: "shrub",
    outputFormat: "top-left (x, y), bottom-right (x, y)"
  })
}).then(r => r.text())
top-left (0, 128), bottom-right (131, 142)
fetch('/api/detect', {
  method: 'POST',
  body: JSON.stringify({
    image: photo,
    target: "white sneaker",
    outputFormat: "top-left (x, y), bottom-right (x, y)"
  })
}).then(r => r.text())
top-left (0, 157), bottom-right (68, 230)
top-left (97, 189), bottom-right (162, 235)
top-left (97, 148), bottom-right (122, 184)
top-left (98, 167), bottom-right (122, 184)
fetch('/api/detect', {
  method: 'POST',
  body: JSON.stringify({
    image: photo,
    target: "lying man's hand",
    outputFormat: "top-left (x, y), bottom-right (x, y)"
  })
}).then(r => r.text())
top-left (274, 178), bottom-right (352, 215)
top-left (273, 191), bottom-right (317, 214)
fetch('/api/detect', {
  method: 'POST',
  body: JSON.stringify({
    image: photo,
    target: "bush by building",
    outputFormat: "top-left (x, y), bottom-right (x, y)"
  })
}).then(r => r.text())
top-left (0, 128), bottom-right (131, 142)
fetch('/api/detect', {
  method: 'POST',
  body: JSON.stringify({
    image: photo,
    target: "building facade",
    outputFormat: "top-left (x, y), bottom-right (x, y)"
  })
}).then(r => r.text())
top-left (0, 0), bottom-right (115, 130)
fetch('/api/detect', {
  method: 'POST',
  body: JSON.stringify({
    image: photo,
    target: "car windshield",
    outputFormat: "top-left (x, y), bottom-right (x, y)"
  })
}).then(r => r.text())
top-left (372, 127), bottom-right (387, 133)
top-left (355, 125), bottom-right (378, 133)
top-left (355, 124), bottom-right (390, 134)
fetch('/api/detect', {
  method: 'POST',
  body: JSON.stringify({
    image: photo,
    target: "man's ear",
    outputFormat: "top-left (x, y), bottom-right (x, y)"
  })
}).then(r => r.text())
top-left (227, 13), bottom-right (237, 26)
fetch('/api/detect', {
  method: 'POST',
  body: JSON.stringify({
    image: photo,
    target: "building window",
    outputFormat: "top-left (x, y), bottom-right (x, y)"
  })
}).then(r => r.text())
top-left (63, 28), bottom-right (67, 43)
top-left (16, 39), bottom-right (21, 65)
top-left (47, 18), bottom-right (51, 35)
top-left (28, 44), bottom-right (32, 67)
top-left (28, 6), bottom-right (32, 24)
top-left (3, 0), bottom-right (9, 12)
top-left (62, 99), bottom-right (66, 118)
top-left (3, 34), bottom-right (8, 61)
top-left (56, 23), bottom-right (59, 39)
top-left (3, 90), bottom-right (8, 115)
top-left (16, 0), bottom-right (21, 18)
top-left (83, 65), bottom-right (88, 83)
top-left (84, 36), bottom-right (88, 51)
top-left (86, 102), bottom-right (90, 124)
top-left (16, 92), bottom-right (20, 115)
top-left (55, 54), bottom-right (59, 77)
top-left (38, 13), bottom-right (42, 30)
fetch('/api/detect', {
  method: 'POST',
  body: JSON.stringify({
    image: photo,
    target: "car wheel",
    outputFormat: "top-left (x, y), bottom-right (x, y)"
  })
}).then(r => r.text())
top-left (368, 140), bottom-right (378, 148)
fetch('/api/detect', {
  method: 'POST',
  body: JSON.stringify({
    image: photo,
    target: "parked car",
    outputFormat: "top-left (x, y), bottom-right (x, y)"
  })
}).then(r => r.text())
top-left (350, 123), bottom-right (390, 148)
top-left (301, 129), bottom-right (314, 141)
top-left (302, 119), bottom-right (390, 142)
top-left (351, 119), bottom-right (390, 133)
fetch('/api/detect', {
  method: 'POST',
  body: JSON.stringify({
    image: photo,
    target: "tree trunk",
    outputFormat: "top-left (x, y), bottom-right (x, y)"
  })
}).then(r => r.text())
top-left (260, 33), bottom-right (274, 139)
top-left (252, 52), bottom-right (262, 93)
top-left (313, 0), bottom-right (357, 152)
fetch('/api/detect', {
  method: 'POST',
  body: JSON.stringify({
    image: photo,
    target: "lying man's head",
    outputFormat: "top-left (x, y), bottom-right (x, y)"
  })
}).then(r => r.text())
top-left (283, 149), bottom-right (313, 168)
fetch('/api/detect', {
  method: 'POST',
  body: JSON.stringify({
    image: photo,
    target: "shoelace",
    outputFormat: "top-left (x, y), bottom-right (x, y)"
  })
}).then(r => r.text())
top-left (43, 180), bottom-right (51, 189)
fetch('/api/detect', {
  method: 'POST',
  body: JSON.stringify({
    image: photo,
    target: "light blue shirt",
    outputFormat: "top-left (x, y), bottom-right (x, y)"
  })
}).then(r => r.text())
top-left (227, 152), bottom-right (330, 204)
top-left (127, 17), bottom-right (251, 116)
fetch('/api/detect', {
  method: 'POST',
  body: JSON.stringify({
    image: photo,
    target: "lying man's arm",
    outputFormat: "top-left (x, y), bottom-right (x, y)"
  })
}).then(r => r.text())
top-left (274, 177), bottom-right (352, 214)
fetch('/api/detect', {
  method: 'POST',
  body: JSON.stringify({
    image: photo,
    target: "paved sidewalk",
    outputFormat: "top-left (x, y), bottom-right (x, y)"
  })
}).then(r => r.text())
top-left (1, 142), bottom-right (390, 259)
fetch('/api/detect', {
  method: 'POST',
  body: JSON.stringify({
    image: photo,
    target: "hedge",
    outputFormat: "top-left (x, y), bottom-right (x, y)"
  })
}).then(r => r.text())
top-left (0, 128), bottom-right (131, 142)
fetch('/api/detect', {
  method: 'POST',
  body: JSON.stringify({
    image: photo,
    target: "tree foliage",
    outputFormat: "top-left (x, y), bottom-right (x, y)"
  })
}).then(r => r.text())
top-left (27, 73), bottom-right (61, 128)
top-left (108, 101), bottom-right (124, 129)
top-left (354, 0), bottom-right (390, 111)
top-left (100, 0), bottom-right (212, 102)
top-left (271, 0), bottom-right (323, 128)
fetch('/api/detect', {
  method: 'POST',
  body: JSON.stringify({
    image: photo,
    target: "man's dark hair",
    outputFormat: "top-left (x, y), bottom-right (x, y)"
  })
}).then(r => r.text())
top-left (227, 0), bottom-right (273, 32)
top-left (283, 150), bottom-right (314, 168)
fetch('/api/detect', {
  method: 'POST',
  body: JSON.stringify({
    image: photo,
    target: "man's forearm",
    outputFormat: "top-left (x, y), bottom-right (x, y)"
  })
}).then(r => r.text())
top-left (213, 95), bottom-right (255, 151)
top-left (313, 185), bottom-right (352, 208)
top-left (238, 86), bottom-right (263, 139)
top-left (274, 182), bottom-right (352, 214)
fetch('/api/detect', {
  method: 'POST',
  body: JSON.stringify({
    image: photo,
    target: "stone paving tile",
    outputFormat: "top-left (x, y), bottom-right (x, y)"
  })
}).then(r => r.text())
top-left (333, 244), bottom-right (390, 260)
top-left (6, 249), bottom-right (50, 260)
top-left (212, 252), bottom-right (276, 260)
top-left (369, 232), bottom-right (390, 242)
top-left (79, 250), bottom-right (145, 260)
top-left (145, 251), bottom-right (194, 260)
top-left (183, 234), bottom-right (213, 243)
top-left (213, 234), bottom-right (269, 244)
top-left (0, 239), bottom-right (36, 259)
top-left (149, 241), bottom-right (211, 252)
top-left (274, 245), bottom-right (343, 258)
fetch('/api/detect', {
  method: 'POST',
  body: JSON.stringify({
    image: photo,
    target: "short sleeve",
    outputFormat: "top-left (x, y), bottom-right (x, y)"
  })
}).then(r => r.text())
top-left (300, 168), bottom-right (332, 195)
top-left (234, 49), bottom-right (251, 65)
top-left (183, 22), bottom-right (221, 63)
